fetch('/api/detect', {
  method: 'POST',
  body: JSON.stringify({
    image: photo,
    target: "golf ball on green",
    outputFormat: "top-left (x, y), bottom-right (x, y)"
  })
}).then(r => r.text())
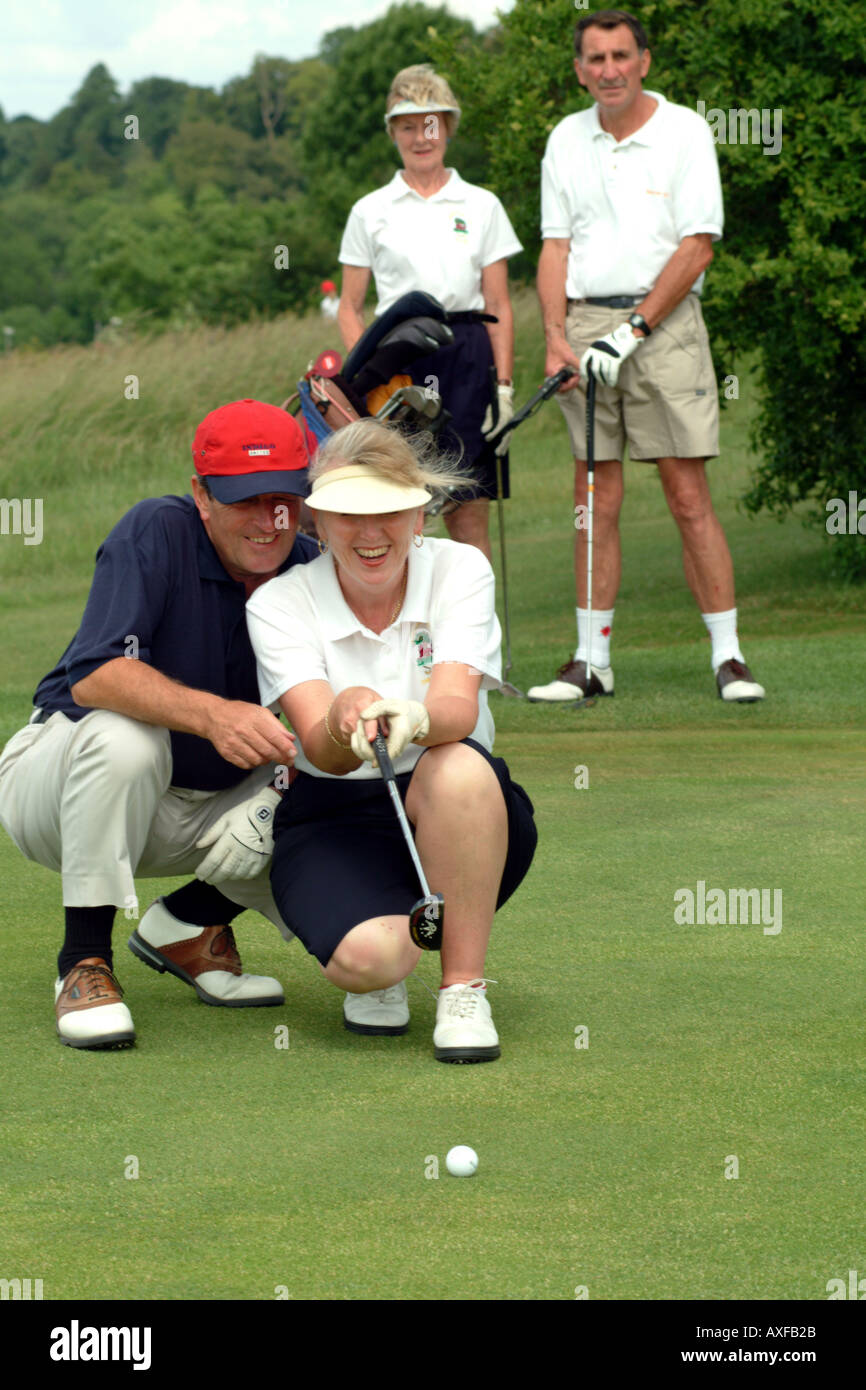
top-left (446, 1145), bottom-right (478, 1177)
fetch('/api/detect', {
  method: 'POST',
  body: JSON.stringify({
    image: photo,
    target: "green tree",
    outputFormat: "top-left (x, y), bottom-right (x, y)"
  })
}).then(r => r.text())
top-left (0, 115), bottom-right (52, 188)
top-left (164, 119), bottom-right (298, 202)
top-left (126, 77), bottom-right (195, 158)
top-left (48, 64), bottom-right (126, 179)
top-left (435, 0), bottom-right (866, 576)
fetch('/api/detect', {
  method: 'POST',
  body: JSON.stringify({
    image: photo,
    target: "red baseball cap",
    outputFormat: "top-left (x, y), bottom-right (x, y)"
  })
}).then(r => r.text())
top-left (192, 399), bottom-right (309, 503)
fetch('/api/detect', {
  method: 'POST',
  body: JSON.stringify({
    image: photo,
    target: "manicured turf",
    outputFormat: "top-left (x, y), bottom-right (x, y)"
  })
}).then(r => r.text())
top-left (1, 296), bottom-right (863, 1300)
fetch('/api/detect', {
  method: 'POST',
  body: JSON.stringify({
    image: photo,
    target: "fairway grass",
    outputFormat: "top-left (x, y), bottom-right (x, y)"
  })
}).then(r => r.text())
top-left (1, 297), bottom-right (863, 1302)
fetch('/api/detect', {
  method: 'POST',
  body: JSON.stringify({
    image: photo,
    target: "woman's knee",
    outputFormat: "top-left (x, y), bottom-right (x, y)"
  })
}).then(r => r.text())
top-left (324, 917), bottom-right (417, 991)
top-left (407, 742), bottom-right (502, 815)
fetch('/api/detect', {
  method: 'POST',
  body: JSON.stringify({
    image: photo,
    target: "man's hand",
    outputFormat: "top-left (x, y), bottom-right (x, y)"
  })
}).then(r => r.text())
top-left (544, 335), bottom-right (581, 391)
top-left (205, 702), bottom-right (296, 769)
top-left (481, 384), bottom-right (515, 456)
top-left (580, 322), bottom-right (643, 388)
top-left (351, 698), bottom-right (430, 764)
top-left (195, 786), bottom-right (282, 884)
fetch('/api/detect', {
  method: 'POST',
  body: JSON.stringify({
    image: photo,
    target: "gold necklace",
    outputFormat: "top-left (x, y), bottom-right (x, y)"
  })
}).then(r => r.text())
top-left (388, 567), bottom-right (408, 626)
top-left (336, 563), bottom-right (407, 630)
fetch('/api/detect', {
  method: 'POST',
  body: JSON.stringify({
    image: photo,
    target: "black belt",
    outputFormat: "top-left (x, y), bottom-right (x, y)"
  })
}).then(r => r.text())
top-left (570, 295), bottom-right (643, 309)
top-left (446, 310), bottom-right (498, 325)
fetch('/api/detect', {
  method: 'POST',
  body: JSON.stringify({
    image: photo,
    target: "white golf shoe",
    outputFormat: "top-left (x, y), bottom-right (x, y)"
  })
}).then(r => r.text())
top-left (528, 658), bottom-right (614, 702)
top-left (128, 898), bottom-right (284, 1006)
top-left (433, 979), bottom-right (500, 1063)
top-left (55, 958), bottom-right (136, 1049)
top-left (344, 981), bottom-right (409, 1035)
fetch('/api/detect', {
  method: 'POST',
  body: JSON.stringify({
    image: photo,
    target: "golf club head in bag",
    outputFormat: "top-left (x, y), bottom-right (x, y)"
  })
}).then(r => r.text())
top-left (372, 730), bottom-right (445, 951)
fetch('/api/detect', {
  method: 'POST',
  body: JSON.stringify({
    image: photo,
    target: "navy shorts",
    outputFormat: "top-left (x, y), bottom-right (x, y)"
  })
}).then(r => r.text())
top-left (409, 322), bottom-right (510, 502)
top-left (269, 739), bottom-right (536, 966)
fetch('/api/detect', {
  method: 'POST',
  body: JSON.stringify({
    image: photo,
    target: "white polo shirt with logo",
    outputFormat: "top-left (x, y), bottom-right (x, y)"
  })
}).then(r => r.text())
top-left (540, 90), bottom-right (723, 298)
top-left (339, 168), bottom-right (523, 315)
top-left (246, 537), bottom-right (501, 780)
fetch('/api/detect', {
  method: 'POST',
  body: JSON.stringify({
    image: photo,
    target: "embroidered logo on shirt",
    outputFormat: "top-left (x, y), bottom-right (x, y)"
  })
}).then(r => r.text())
top-left (453, 217), bottom-right (468, 236)
top-left (414, 629), bottom-right (433, 682)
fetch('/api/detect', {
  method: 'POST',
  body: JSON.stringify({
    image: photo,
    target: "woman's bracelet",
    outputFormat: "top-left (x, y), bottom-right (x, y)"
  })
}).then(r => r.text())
top-left (324, 702), bottom-right (352, 750)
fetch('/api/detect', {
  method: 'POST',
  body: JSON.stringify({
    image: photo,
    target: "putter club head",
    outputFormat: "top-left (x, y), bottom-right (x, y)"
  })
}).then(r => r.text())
top-left (409, 893), bottom-right (445, 951)
top-left (499, 680), bottom-right (525, 698)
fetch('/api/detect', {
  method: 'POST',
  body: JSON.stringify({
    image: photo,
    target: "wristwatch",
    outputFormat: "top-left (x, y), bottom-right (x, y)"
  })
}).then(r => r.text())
top-left (628, 313), bottom-right (652, 337)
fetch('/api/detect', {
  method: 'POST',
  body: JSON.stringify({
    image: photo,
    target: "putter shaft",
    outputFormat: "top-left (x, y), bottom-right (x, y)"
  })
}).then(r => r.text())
top-left (383, 777), bottom-right (432, 898)
top-left (374, 732), bottom-right (433, 897)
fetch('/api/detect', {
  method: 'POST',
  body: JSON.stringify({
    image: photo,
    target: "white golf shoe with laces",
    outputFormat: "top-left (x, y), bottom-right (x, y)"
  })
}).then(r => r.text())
top-left (433, 979), bottom-right (500, 1063)
top-left (343, 981), bottom-right (409, 1035)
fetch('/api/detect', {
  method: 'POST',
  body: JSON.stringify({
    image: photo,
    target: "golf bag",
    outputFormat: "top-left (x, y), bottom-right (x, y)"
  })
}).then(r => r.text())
top-left (286, 291), bottom-right (456, 457)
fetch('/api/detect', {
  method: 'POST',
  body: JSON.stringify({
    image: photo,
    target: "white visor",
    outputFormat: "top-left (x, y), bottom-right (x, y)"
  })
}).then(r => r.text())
top-left (306, 464), bottom-right (430, 514)
top-left (384, 100), bottom-right (460, 129)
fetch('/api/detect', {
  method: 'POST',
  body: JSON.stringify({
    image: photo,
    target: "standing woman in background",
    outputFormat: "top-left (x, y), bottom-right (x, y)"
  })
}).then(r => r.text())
top-left (337, 65), bottom-right (522, 562)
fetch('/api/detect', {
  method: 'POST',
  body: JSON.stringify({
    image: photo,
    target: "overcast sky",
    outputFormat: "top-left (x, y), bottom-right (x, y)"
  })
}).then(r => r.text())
top-left (1, 0), bottom-right (515, 121)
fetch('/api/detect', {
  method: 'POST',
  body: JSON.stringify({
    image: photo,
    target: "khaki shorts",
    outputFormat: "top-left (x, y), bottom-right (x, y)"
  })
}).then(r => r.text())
top-left (557, 294), bottom-right (719, 461)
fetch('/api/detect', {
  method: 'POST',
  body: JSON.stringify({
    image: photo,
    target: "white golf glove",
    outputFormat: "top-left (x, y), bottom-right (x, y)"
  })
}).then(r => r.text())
top-left (481, 383), bottom-right (514, 456)
top-left (351, 699), bottom-right (430, 764)
top-left (195, 786), bottom-right (282, 884)
top-left (580, 322), bottom-right (643, 388)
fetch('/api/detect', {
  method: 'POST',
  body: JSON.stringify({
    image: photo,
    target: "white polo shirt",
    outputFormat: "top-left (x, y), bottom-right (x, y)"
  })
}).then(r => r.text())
top-left (339, 168), bottom-right (523, 315)
top-left (246, 537), bottom-right (501, 781)
top-left (541, 91), bottom-right (723, 298)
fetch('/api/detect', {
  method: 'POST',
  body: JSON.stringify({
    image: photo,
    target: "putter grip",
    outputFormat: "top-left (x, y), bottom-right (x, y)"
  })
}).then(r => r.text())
top-left (373, 731), bottom-right (396, 781)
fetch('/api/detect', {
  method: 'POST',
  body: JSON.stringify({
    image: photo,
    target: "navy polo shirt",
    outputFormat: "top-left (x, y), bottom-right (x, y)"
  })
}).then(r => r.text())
top-left (33, 495), bottom-right (317, 791)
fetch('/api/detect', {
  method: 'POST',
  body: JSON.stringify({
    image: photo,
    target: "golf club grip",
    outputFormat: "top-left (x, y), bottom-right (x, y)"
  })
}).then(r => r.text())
top-left (373, 731), bottom-right (396, 782)
top-left (486, 368), bottom-right (573, 449)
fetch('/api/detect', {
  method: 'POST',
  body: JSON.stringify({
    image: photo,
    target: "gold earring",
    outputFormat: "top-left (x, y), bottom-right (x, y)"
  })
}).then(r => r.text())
top-left (413, 533), bottom-right (424, 548)
top-left (317, 538), bottom-right (328, 555)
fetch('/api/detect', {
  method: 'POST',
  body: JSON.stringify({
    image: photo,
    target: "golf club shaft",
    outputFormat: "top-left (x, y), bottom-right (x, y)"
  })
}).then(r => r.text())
top-left (373, 732), bottom-right (433, 898)
top-left (495, 450), bottom-right (519, 688)
top-left (585, 370), bottom-right (596, 690)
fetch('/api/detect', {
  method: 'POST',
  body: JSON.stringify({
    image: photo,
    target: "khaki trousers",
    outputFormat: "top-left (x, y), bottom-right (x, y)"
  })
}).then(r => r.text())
top-left (0, 710), bottom-right (292, 939)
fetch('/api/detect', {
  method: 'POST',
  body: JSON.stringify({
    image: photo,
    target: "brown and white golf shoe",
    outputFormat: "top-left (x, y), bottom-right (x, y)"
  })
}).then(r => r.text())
top-left (128, 898), bottom-right (284, 1006)
top-left (527, 658), bottom-right (614, 702)
top-left (716, 659), bottom-right (765, 703)
top-left (55, 957), bottom-right (136, 1049)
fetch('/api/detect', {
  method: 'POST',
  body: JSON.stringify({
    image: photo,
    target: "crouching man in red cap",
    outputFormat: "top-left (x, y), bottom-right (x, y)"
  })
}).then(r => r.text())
top-left (0, 400), bottom-right (317, 1048)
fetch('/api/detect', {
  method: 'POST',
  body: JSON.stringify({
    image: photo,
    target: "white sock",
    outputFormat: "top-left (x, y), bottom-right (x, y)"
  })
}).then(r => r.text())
top-left (702, 608), bottom-right (744, 670)
top-left (575, 607), bottom-right (614, 669)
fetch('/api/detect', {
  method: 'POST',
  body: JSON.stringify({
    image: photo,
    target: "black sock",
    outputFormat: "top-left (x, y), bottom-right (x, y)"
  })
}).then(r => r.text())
top-left (161, 881), bottom-right (244, 927)
top-left (59, 906), bottom-right (116, 978)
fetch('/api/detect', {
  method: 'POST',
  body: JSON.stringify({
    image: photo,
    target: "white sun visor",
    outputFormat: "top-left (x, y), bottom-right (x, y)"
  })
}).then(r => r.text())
top-left (385, 100), bottom-right (460, 129)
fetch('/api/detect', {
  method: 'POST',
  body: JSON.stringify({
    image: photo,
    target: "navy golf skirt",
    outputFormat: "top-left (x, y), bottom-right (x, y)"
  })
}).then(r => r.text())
top-left (409, 321), bottom-right (509, 502)
top-left (270, 739), bottom-right (536, 965)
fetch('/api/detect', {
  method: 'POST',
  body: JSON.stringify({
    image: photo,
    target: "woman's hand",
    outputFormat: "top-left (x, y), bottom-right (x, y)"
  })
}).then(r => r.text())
top-left (351, 697), bottom-right (430, 764)
top-left (331, 686), bottom-right (384, 753)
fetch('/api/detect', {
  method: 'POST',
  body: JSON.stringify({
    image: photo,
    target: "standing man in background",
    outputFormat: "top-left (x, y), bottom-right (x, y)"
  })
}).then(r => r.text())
top-left (320, 280), bottom-right (340, 321)
top-left (530, 8), bottom-right (764, 705)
